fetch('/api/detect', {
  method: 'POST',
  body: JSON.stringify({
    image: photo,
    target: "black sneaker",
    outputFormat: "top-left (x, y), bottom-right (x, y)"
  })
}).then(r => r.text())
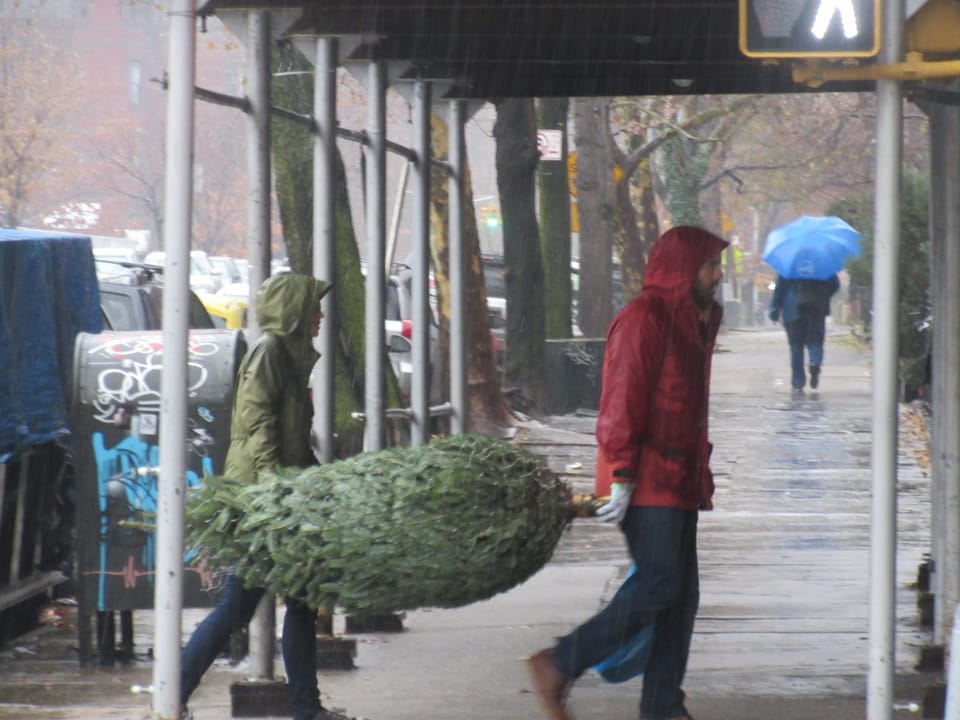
top-left (810, 365), bottom-right (820, 389)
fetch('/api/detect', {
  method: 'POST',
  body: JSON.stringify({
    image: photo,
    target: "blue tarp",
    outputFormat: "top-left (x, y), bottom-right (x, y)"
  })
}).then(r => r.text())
top-left (0, 228), bottom-right (102, 462)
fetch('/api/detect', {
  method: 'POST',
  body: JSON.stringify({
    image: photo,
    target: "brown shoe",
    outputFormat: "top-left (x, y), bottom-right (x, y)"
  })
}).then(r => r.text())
top-left (526, 648), bottom-right (573, 720)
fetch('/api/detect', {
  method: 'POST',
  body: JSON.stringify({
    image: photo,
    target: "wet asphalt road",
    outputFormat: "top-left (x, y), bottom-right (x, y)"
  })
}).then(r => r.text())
top-left (0, 323), bottom-right (936, 719)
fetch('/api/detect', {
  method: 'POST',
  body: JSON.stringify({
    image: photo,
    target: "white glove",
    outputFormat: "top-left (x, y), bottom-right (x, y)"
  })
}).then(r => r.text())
top-left (597, 482), bottom-right (636, 524)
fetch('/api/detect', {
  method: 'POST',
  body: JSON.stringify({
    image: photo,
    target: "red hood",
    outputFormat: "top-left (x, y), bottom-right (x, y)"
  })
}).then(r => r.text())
top-left (642, 225), bottom-right (729, 302)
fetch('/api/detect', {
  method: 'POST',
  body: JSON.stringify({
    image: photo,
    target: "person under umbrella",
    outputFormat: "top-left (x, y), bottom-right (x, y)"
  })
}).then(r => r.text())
top-left (768, 273), bottom-right (840, 393)
top-left (762, 216), bottom-right (859, 394)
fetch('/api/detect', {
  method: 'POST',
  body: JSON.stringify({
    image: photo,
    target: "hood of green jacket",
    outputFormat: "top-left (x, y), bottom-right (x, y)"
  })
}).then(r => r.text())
top-left (256, 273), bottom-right (332, 338)
top-left (256, 273), bottom-right (331, 367)
top-left (223, 273), bottom-right (332, 483)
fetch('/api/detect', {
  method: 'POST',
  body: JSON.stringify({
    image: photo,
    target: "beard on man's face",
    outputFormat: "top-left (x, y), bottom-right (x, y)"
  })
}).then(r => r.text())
top-left (692, 278), bottom-right (716, 309)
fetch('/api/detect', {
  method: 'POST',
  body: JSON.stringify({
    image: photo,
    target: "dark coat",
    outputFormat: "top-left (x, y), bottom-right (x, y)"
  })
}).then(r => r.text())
top-left (768, 274), bottom-right (840, 325)
top-left (595, 226), bottom-right (728, 512)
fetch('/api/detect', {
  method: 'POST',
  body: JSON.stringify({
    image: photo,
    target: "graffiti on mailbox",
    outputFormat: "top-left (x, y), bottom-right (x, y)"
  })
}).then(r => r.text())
top-left (74, 330), bottom-right (242, 610)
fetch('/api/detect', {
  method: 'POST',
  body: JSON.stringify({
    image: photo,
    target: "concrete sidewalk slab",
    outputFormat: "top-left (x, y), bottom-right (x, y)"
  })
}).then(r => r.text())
top-left (0, 324), bottom-right (938, 720)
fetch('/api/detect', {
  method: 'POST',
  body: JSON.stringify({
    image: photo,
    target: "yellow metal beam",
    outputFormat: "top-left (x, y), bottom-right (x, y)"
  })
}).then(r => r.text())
top-left (792, 52), bottom-right (960, 87)
top-left (787, 0), bottom-right (960, 88)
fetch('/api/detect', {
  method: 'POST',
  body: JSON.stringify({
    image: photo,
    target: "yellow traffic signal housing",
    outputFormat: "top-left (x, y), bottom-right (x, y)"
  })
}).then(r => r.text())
top-left (739, 0), bottom-right (881, 59)
top-left (906, 0), bottom-right (960, 55)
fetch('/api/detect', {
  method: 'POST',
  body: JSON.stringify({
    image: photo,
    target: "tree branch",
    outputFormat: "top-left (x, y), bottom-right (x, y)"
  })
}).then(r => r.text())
top-left (619, 96), bottom-right (757, 179)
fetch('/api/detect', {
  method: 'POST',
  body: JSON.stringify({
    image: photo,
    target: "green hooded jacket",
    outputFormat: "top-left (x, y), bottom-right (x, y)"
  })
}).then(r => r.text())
top-left (224, 273), bottom-right (331, 484)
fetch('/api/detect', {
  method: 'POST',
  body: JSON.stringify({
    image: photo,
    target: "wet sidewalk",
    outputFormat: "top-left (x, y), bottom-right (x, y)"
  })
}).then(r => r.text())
top-left (0, 324), bottom-right (936, 720)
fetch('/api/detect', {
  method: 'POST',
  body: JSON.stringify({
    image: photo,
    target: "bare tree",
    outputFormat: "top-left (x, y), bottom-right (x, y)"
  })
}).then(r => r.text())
top-left (495, 98), bottom-right (547, 409)
top-left (574, 96), bottom-right (754, 319)
top-left (573, 98), bottom-right (615, 338)
top-left (0, 6), bottom-right (74, 226)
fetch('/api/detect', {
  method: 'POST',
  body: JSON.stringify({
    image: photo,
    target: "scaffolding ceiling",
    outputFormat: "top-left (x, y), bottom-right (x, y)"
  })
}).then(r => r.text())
top-left (199, 1), bottom-right (875, 98)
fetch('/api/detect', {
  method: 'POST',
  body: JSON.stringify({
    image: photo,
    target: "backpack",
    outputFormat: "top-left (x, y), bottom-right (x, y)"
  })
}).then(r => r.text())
top-left (795, 279), bottom-right (829, 315)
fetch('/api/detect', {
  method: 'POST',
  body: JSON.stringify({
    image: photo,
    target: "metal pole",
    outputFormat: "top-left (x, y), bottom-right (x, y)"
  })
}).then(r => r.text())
top-left (313, 36), bottom-right (338, 464)
top-left (448, 100), bottom-right (467, 434)
top-left (410, 80), bottom-right (432, 445)
top-left (153, 2), bottom-right (194, 717)
top-left (867, 1), bottom-right (903, 717)
top-left (364, 60), bottom-right (387, 451)
top-left (245, 10), bottom-right (274, 681)
top-left (937, 93), bottom-right (960, 646)
top-left (245, 10), bottom-right (271, 341)
top-left (945, 604), bottom-right (960, 718)
top-left (929, 104), bottom-right (947, 636)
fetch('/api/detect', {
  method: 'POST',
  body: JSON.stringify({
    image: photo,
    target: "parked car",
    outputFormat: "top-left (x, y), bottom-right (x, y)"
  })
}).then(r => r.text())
top-left (197, 292), bottom-right (248, 330)
top-left (480, 254), bottom-right (506, 368)
top-left (210, 255), bottom-right (243, 284)
top-left (93, 246), bottom-right (140, 265)
top-left (95, 260), bottom-right (139, 285)
top-left (217, 282), bottom-right (249, 302)
top-left (362, 264), bottom-right (442, 405)
top-left (233, 258), bottom-right (249, 284)
top-left (271, 257), bottom-right (292, 275)
top-left (96, 261), bottom-right (215, 331)
top-left (481, 253), bottom-right (624, 345)
top-left (143, 250), bottom-right (223, 295)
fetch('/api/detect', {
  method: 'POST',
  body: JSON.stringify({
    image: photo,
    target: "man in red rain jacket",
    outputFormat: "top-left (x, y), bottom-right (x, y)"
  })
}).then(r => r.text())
top-left (527, 226), bottom-right (727, 720)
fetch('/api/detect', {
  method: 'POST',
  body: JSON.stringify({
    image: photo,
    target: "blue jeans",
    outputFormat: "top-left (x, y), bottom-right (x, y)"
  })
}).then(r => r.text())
top-left (180, 575), bottom-right (321, 720)
top-left (785, 315), bottom-right (825, 389)
top-left (553, 507), bottom-right (699, 720)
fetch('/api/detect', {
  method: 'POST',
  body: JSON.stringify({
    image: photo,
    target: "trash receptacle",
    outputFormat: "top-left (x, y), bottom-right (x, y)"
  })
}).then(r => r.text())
top-left (71, 329), bottom-right (246, 620)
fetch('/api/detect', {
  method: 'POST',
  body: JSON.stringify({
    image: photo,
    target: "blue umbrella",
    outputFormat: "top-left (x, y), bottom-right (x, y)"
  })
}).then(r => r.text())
top-left (762, 215), bottom-right (863, 280)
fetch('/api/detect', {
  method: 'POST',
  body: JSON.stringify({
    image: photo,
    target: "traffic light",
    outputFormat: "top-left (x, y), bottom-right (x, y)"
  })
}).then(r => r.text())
top-left (479, 203), bottom-right (501, 230)
top-left (739, 0), bottom-right (880, 59)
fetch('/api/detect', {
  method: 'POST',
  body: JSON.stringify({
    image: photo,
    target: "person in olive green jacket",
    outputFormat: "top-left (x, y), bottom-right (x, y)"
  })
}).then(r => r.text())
top-left (179, 273), bottom-right (346, 720)
top-left (223, 273), bottom-right (328, 483)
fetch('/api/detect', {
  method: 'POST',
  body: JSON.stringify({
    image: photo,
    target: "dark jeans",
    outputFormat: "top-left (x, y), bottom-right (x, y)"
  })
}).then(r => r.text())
top-left (553, 506), bottom-right (699, 720)
top-left (180, 574), bottom-right (321, 720)
top-left (785, 315), bottom-right (826, 389)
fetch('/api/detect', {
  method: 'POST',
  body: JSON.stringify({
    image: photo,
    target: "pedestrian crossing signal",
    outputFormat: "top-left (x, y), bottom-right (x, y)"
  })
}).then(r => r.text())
top-left (739, 0), bottom-right (880, 58)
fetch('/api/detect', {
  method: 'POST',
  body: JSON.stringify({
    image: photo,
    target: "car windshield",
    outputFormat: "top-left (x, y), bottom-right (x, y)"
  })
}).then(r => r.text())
top-left (100, 291), bottom-right (139, 331)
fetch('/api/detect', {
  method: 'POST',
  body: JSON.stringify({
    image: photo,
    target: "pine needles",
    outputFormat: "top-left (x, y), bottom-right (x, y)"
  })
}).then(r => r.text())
top-left (186, 434), bottom-right (573, 614)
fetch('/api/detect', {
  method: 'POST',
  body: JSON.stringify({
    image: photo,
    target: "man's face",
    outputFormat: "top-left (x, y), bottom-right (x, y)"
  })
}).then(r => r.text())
top-left (311, 307), bottom-right (324, 337)
top-left (693, 253), bottom-right (723, 308)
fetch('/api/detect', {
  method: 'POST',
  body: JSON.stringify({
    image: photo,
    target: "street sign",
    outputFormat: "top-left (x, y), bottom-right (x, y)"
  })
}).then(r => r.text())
top-left (739, 0), bottom-right (881, 58)
top-left (537, 129), bottom-right (563, 161)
